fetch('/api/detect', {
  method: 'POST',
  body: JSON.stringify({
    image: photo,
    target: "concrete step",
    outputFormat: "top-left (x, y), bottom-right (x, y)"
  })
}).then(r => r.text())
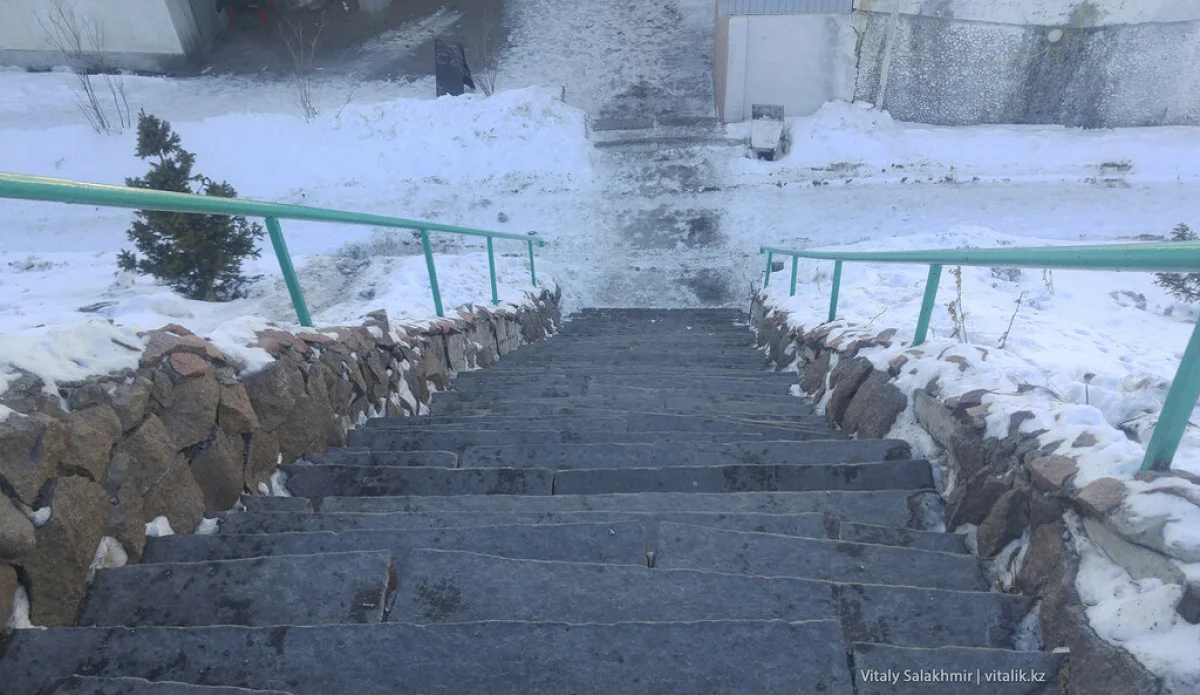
top-left (391, 549), bottom-right (1029, 649)
top-left (0, 621), bottom-right (854, 695)
top-left (239, 496), bottom-right (313, 513)
top-left (553, 460), bottom-right (934, 495)
top-left (373, 409), bottom-right (819, 430)
top-left (80, 551), bottom-right (393, 627)
top-left (280, 465), bottom-right (554, 498)
top-left (488, 355), bottom-right (771, 367)
top-left (348, 426), bottom-right (847, 452)
top-left (41, 676), bottom-right (297, 695)
top-left (217, 510), bottom-right (833, 537)
top-left (496, 346), bottom-right (768, 360)
top-left (512, 336), bottom-right (758, 349)
top-left (363, 413), bottom-right (832, 434)
top-left (318, 490), bottom-right (943, 530)
top-left (458, 439), bottom-right (911, 469)
top-left (852, 643), bottom-right (1065, 694)
top-left (656, 523), bottom-right (987, 591)
top-left (142, 522), bottom-right (650, 565)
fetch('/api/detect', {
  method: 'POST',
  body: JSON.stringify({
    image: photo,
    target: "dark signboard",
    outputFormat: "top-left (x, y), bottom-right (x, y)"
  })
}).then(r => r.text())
top-left (434, 39), bottom-right (475, 97)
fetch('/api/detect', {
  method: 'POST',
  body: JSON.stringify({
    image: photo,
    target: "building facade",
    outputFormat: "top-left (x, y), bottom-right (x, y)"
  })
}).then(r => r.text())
top-left (0, 0), bottom-right (220, 73)
top-left (715, 0), bottom-right (1200, 128)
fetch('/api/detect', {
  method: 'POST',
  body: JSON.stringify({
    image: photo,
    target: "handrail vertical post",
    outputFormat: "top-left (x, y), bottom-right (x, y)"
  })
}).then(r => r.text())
top-left (1142, 319), bottom-right (1200, 471)
top-left (764, 251), bottom-right (774, 287)
top-left (419, 228), bottom-right (444, 318)
top-left (487, 236), bottom-right (499, 305)
top-left (789, 255), bottom-right (799, 297)
top-left (264, 217), bottom-right (313, 327)
top-left (828, 260), bottom-right (843, 323)
top-left (913, 264), bottom-right (943, 346)
top-left (527, 239), bottom-right (537, 287)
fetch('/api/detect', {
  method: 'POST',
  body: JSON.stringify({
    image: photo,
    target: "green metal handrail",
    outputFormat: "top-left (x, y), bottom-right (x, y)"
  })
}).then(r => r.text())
top-left (759, 241), bottom-right (1200, 472)
top-left (0, 172), bottom-right (545, 325)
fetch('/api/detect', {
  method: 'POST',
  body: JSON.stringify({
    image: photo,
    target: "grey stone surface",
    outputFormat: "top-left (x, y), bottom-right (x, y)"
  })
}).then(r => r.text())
top-left (837, 583), bottom-right (1032, 649)
top-left (281, 465), bottom-right (554, 498)
top-left (0, 562), bottom-right (17, 628)
top-left (978, 488), bottom-right (1030, 558)
top-left (460, 439), bottom-right (911, 469)
top-left (239, 496), bottom-right (313, 512)
top-left (42, 676), bottom-right (297, 694)
top-left (852, 643), bottom-right (1064, 694)
top-left (826, 357), bottom-right (874, 425)
top-left (1082, 516), bottom-right (1185, 585)
top-left (0, 494), bottom-right (35, 561)
top-left (363, 415), bottom-right (632, 432)
top-left (391, 548), bottom-right (836, 624)
top-left (655, 523), bottom-right (988, 590)
top-left (839, 522), bottom-right (969, 555)
top-left (0, 621), bottom-right (854, 695)
top-left (841, 371), bottom-right (908, 439)
top-left (217, 510), bottom-right (832, 538)
top-left (319, 491), bottom-right (930, 528)
top-left (430, 397), bottom-right (814, 419)
top-left (142, 522), bottom-right (650, 566)
top-left (0, 411), bottom-right (68, 505)
top-left (553, 460), bottom-right (933, 495)
top-left (304, 450), bottom-right (458, 467)
top-left (81, 551), bottom-right (392, 627)
top-left (350, 427), bottom-right (843, 451)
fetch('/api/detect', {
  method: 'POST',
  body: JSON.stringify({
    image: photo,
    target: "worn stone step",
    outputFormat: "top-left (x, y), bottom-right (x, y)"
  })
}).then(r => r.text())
top-left (392, 549), bottom-right (1029, 649)
top-left (656, 523), bottom-right (987, 590)
top-left (280, 465), bottom-right (554, 498)
top-left (432, 388), bottom-right (807, 406)
top-left (553, 460), bottom-right (934, 495)
top-left (448, 377), bottom-right (801, 397)
top-left (319, 490), bottom-right (944, 530)
top-left (497, 346), bottom-right (767, 360)
top-left (363, 414), bottom-right (832, 435)
top-left (428, 397), bottom-right (812, 419)
top-left (360, 415), bottom-right (633, 432)
top-left (80, 551), bottom-right (392, 628)
top-left (0, 621), bottom-right (854, 695)
top-left (841, 522), bottom-right (969, 554)
top-left (42, 676), bottom-right (297, 695)
top-left (300, 450), bottom-right (459, 467)
top-left (491, 356), bottom-right (770, 368)
top-left (852, 643), bottom-right (1065, 694)
top-left (513, 338), bottom-right (758, 351)
top-left (216, 510), bottom-right (832, 538)
top-left (455, 368), bottom-right (795, 381)
top-left (348, 428), bottom-right (845, 452)
top-left (142, 522), bottom-right (650, 565)
top-left (459, 439), bottom-right (910, 469)
top-left (375, 409), bottom-right (819, 430)
top-left (427, 402), bottom-right (814, 420)
top-left (481, 365), bottom-right (782, 376)
top-left (239, 496), bottom-right (313, 513)
top-left (392, 548), bottom-right (835, 624)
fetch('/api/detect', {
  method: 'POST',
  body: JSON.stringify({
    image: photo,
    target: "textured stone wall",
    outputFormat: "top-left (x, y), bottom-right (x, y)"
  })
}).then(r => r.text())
top-left (750, 292), bottom-right (1185, 695)
top-left (854, 10), bottom-right (1200, 128)
top-left (0, 288), bottom-right (561, 630)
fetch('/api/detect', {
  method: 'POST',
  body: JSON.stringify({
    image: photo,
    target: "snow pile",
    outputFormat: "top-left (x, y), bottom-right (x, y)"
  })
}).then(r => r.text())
top-left (726, 100), bottom-right (1200, 185)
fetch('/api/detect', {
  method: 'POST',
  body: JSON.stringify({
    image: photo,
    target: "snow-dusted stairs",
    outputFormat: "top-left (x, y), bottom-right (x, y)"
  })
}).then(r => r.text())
top-left (0, 309), bottom-right (1066, 694)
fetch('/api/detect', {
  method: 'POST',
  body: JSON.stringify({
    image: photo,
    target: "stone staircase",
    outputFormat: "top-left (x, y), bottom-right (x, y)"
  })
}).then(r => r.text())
top-left (0, 308), bottom-right (1065, 694)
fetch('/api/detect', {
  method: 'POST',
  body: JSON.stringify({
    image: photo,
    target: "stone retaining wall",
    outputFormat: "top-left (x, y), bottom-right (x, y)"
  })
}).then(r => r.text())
top-left (0, 288), bottom-right (561, 630)
top-left (751, 292), bottom-right (1184, 695)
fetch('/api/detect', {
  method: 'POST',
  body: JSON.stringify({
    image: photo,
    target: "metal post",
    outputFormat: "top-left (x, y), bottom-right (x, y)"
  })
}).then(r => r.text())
top-left (789, 255), bottom-right (799, 297)
top-left (913, 264), bottom-right (943, 347)
top-left (764, 251), bottom-right (774, 287)
top-left (1142, 319), bottom-right (1200, 471)
top-left (419, 228), bottom-right (444, 318)
top-left (828, 260), bottom-right (843, 323)
top-left (487, 236), bottom-right (499, 305)
top-left (264, 217), bottom-right (313, 327)
top-left (527, 239), bottom-right (537, 287)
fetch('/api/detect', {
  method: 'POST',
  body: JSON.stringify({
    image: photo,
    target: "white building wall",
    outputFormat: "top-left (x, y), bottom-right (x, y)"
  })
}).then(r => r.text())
top-left (723, 13), bottom-right (858, 121)
top-left (0, 0), bottom-right (185, 55)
